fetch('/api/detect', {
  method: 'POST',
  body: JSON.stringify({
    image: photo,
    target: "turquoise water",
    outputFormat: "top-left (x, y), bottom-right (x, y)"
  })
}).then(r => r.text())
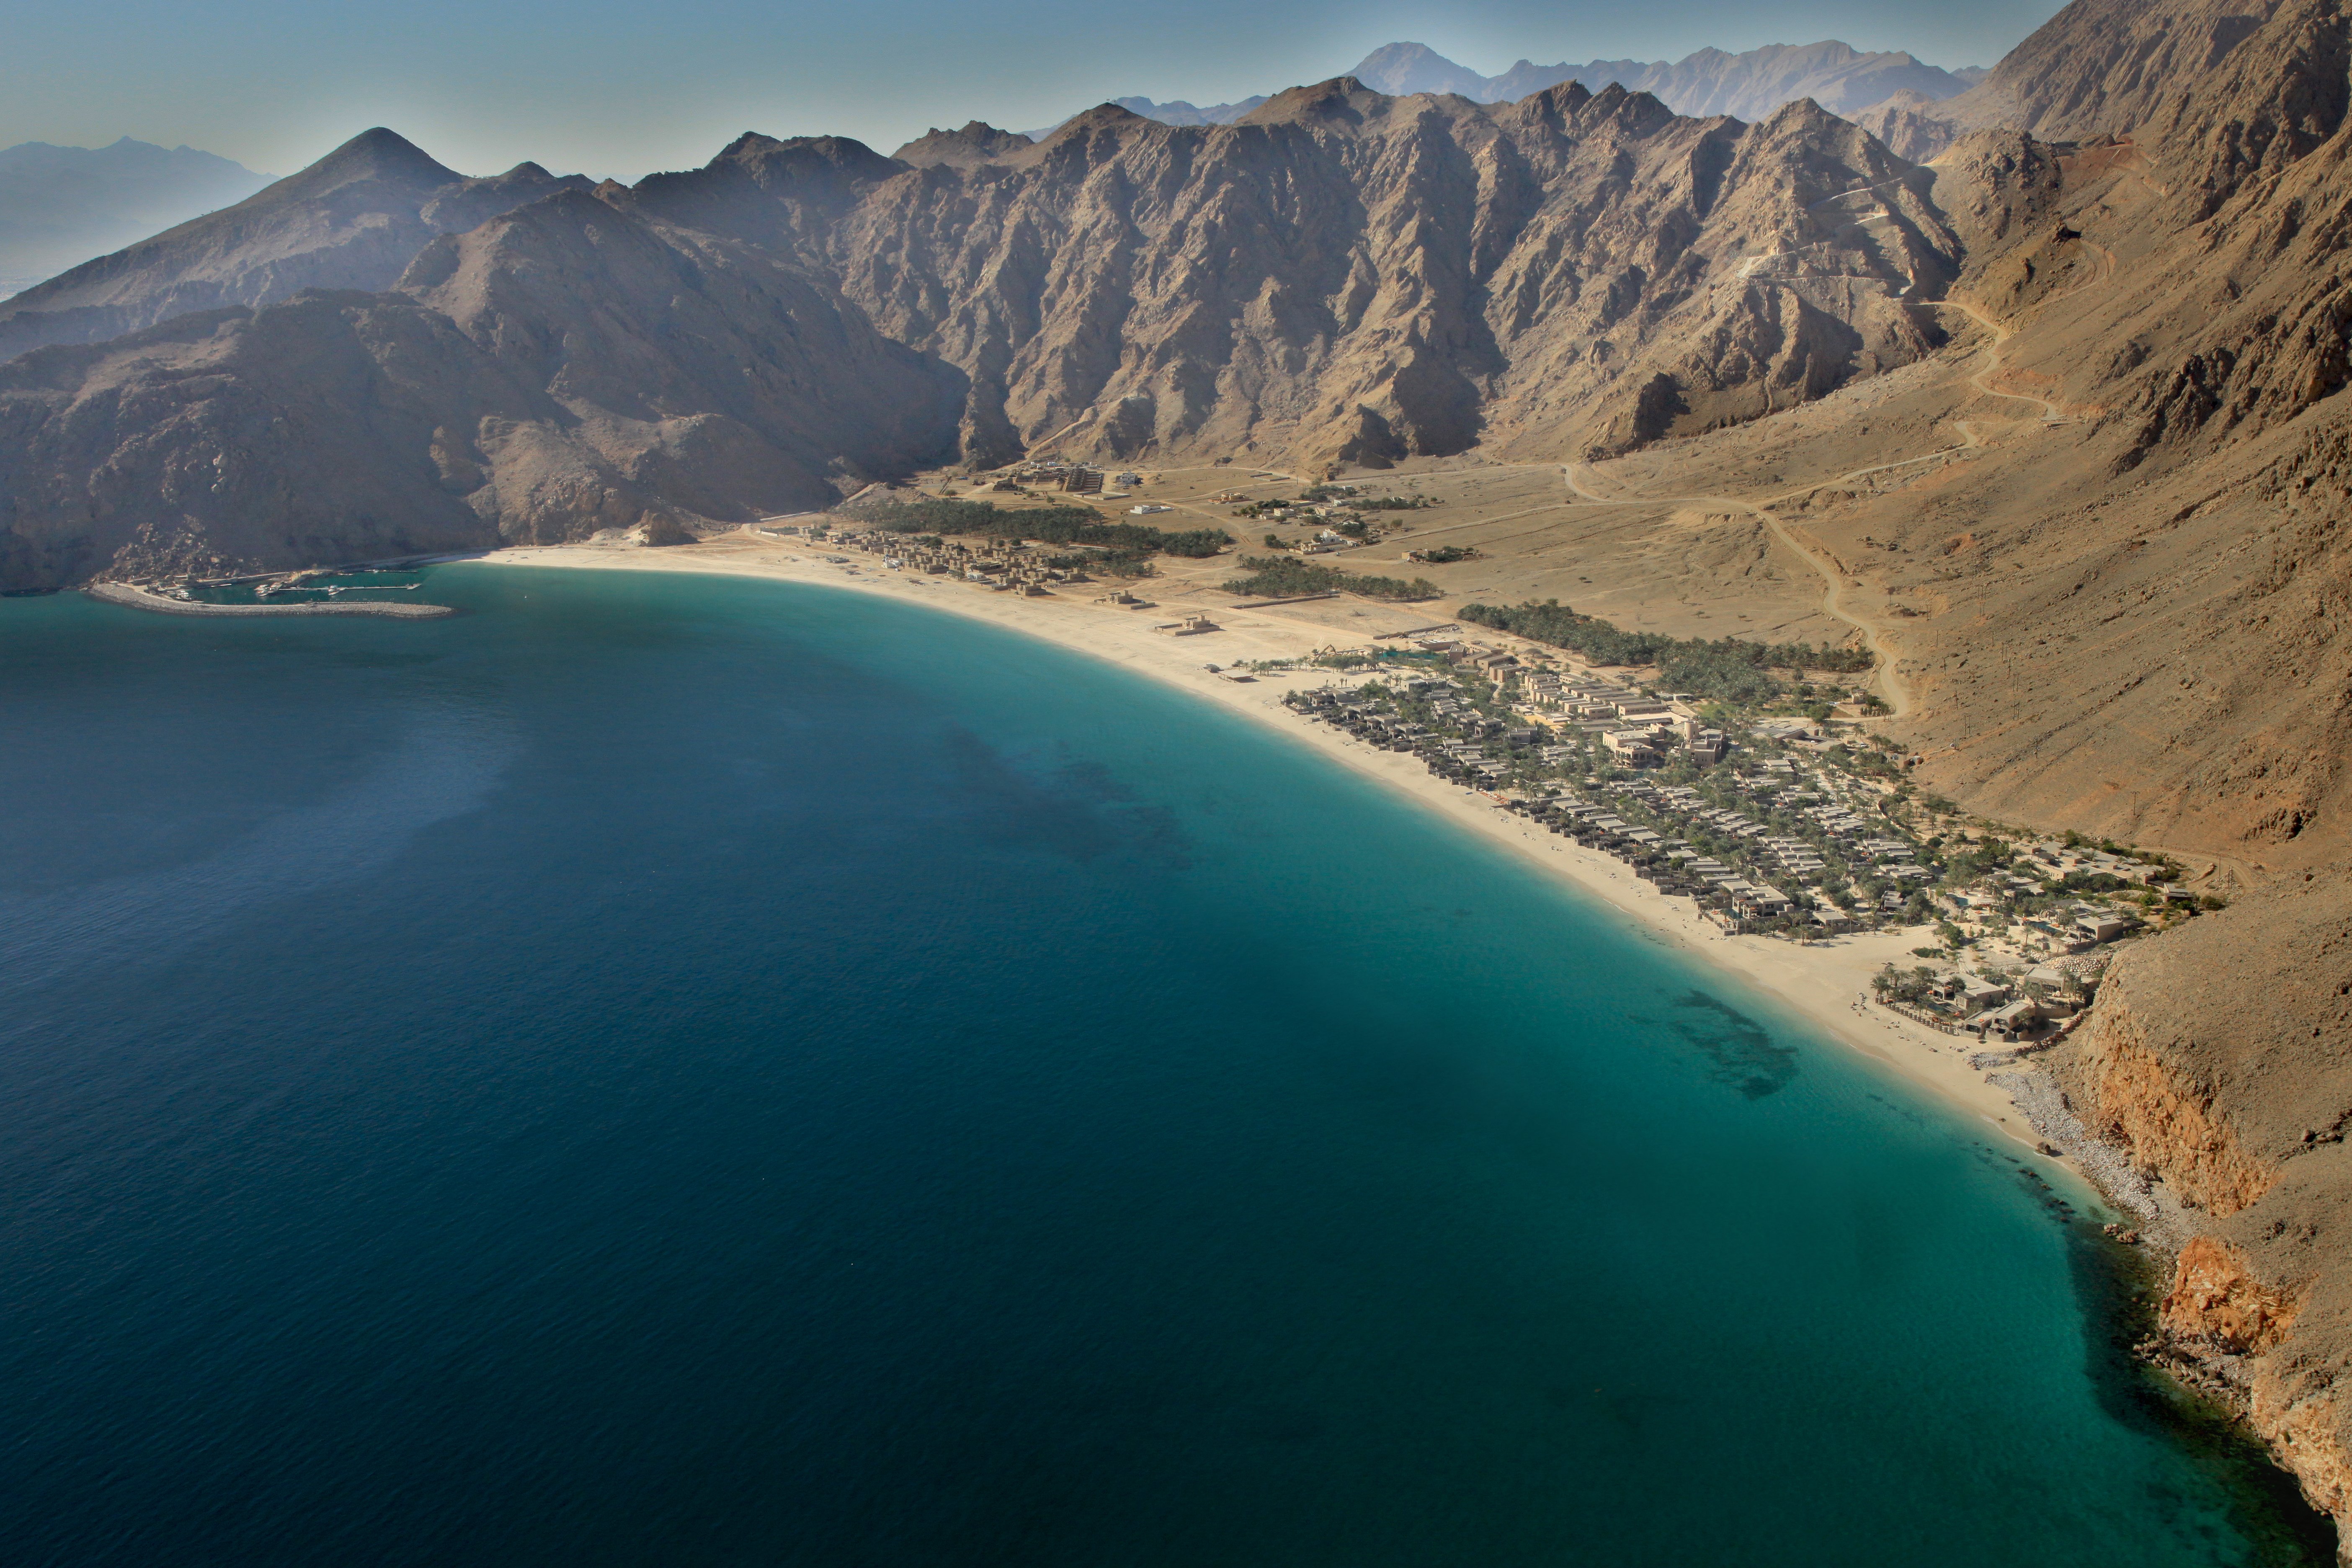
top-left (0, 566), bottom-right (2324, 1565)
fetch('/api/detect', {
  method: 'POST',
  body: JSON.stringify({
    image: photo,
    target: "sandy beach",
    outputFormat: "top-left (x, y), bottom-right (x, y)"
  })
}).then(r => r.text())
top-left (470, 530), bottom-right (2077, 1169)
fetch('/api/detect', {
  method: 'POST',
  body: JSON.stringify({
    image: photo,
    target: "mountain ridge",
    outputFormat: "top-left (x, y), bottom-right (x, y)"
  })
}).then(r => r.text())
top-left (1351, 39), bottom-right (1979, 119)
top-left (1032, 38), bottom-right (1985, 140)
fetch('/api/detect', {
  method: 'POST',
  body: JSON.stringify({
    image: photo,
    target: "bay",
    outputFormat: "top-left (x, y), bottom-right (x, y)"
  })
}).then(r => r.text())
top-left (0, 566), bottom-right (2321, 1565)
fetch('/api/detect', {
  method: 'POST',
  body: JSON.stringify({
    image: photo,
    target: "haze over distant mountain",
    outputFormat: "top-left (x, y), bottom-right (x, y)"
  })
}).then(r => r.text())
top-left (1019, 93), bottom-right (1270, 140)
top-left (0, 129), bottom-right (590, 362)
top-left (0, 139), bottom-right (270, 302)
top-left (1351, 40), bottom-right (1981, 120)
top-left (1038, 39), bottom-right (1985, 139)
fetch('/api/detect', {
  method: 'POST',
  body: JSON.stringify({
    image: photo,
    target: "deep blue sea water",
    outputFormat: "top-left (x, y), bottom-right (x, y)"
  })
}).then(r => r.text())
top-left (0, 565), bottom-right (2326, 1566)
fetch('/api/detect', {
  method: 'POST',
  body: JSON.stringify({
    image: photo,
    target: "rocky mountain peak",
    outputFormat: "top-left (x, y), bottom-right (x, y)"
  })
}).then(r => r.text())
top-left (1572, 80), bottom-right (1682, 134)
top-left (1235, 76), bottom-right (1400, 128)
top-left (712, 130), bottom-right (787, 162)
top-left (1350, 43), bottom-right (1492, 99)
top-left (292, 126), bottom-right (461, 192)
top-left (615, 132), bottom-right (903, 248)
top-left (890, 122), bottom-right (1034, 168)
top-left (1040, 102), bottom-right (1158, 141)
top-left (710, 133), bottom-right (899, 183)
top-left (1504, 78), bottom-right (1597, 126)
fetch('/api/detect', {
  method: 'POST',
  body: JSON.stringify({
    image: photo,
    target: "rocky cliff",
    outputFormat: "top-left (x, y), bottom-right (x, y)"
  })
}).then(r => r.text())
top-left (2055, 866), bottom-right (2352, 1546)
top-left (623, 80), bottom-right (1959, 472)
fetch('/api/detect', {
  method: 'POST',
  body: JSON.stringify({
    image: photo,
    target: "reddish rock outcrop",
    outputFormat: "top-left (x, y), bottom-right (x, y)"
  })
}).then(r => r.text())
top-left (2165, 1235), bottom-right (2305, 1352)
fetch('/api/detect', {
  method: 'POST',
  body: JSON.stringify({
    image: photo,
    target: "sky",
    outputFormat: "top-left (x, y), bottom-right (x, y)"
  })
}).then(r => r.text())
top-left (4, 0), bottom-right (2069, 182)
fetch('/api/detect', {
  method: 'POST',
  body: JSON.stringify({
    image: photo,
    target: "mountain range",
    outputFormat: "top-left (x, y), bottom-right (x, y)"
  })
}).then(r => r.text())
top-left (0, 85), bottom-right (1961, 585)
top-left (0, 138), bottom-right (270, 302)
top-left (4, 39), bottom-right (1972, 304)
top-left (1041, 39), bottom-right (1987, 138)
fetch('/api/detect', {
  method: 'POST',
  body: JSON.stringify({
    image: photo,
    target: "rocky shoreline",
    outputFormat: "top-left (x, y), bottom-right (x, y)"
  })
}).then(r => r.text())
top-left (2015, 907), bottom-right (2352, 1562)
top-left (85, 581), bottom-right (456, 619)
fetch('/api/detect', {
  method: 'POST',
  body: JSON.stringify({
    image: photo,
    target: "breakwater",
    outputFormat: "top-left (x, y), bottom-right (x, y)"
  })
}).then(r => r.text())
top-left (86, 581), bottom-right (456, 618)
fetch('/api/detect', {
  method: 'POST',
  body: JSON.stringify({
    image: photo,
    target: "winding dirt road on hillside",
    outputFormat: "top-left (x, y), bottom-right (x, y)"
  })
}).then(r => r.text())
top-left (1554, 243), bottom-right (2121, 722)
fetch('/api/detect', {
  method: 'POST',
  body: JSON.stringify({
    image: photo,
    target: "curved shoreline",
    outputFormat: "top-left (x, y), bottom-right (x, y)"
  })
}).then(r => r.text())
top-left (86, 581), bottom-right (457, 619)
top-left (462, 535), bottom-right (2108, 1194)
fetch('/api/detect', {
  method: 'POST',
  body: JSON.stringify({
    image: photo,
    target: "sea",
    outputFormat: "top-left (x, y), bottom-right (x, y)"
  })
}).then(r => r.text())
top-left (0, 565), bottom-right (2331, 1566)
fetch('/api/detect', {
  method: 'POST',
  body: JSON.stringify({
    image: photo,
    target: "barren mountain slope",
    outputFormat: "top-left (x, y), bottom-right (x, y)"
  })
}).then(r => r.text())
top-left (660, 80), bottom-right (1960, 471)
top-left (0, 129), bottom-right (588, 362)
top-left (1555, 0), bottom-right (2352, 878)
top-left (0, 80), bottom-right (1984, 590)
top-left (1847, 91), bottom-right (1965, 163)
top-left (1475, 92), bottom-right (1958, 456)
top-left (1942, 0), bottom-right (2345, 159)
top-left (0, 192), bottom-right (960, 589)
top-left (1844, 147), bottom-right (2352, 876)
top-left (1849, 0), bottom-right (2352, 178)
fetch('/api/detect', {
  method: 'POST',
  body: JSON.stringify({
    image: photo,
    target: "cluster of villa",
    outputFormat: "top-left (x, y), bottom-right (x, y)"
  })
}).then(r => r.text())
top-left (1511, 663), bottom-right (1730, 765)
top-left (1228, 484), bottom-right (1363, 523)
top-left (1289, 677), bottom-right (1864, 935)
top-left (1280, 651), bottom-right (2172, 970)
top-left (764, 524), bottom-right (1085, 594)
top-left (1877, 956), bottom-right (2111, 1043)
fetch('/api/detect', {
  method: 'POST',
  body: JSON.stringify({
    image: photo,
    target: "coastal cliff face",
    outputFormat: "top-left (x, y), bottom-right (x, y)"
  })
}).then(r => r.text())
top-left (2070, 1005), bottom-right (2284, 1219)
top-left (2055, 865), bottom-right (2352, 1549)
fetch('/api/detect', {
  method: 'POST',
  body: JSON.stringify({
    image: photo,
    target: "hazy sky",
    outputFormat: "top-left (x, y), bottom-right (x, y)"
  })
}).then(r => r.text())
top-left (6, 0), bottom-right (2067, 181)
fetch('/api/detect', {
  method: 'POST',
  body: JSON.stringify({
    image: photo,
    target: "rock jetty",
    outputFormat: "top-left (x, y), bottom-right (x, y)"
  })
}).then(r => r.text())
top-left (87, 582), bottom-right (455, 618)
